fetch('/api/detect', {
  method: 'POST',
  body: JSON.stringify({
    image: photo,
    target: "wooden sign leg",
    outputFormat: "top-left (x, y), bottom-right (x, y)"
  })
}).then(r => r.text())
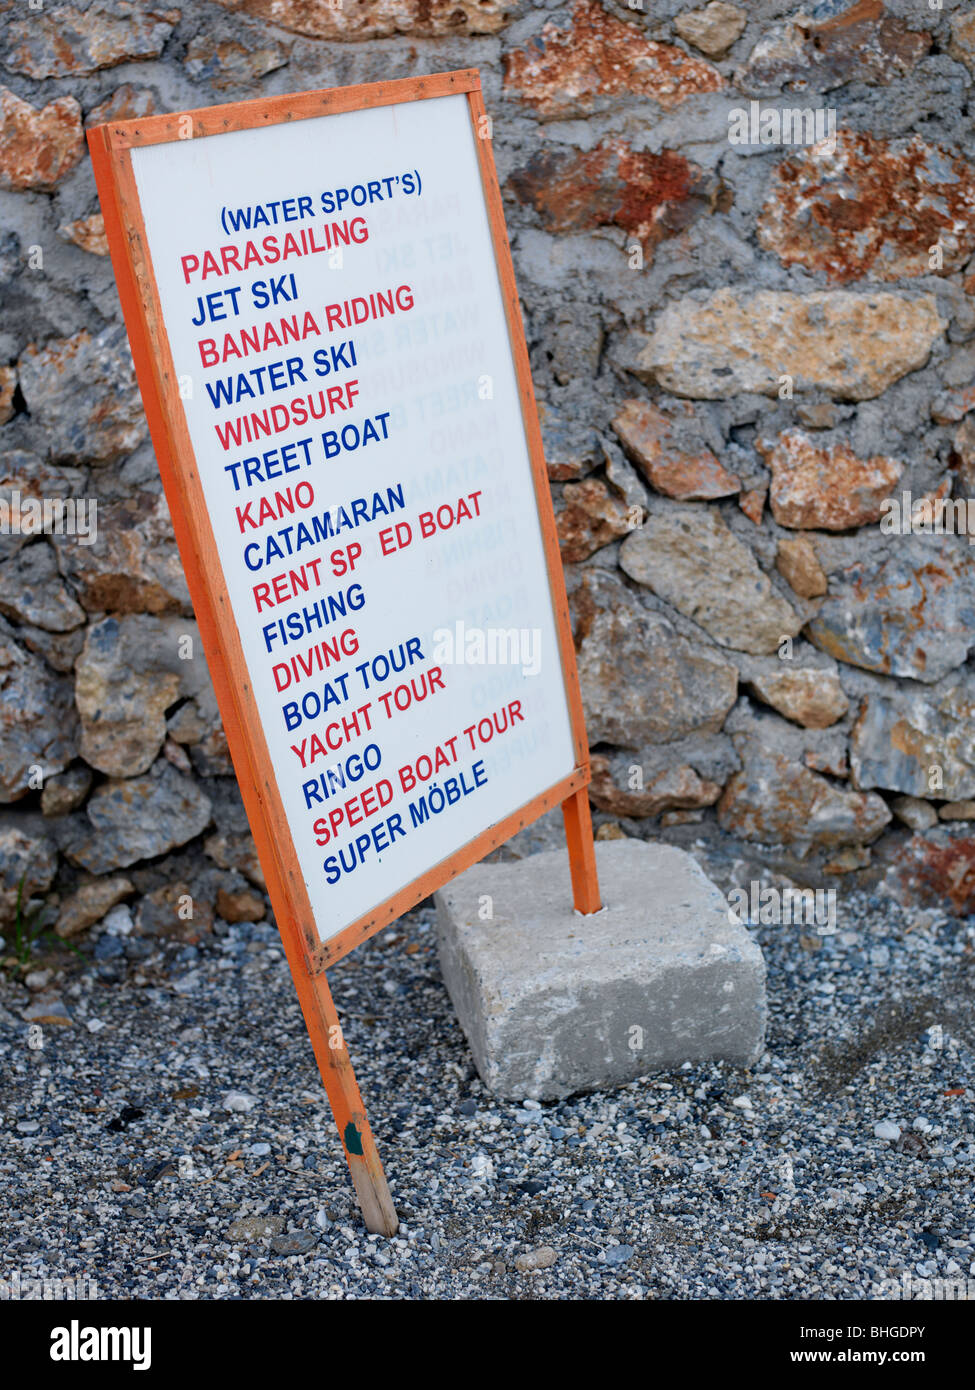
top-left (293, 965), bottom-right (399, 1236)
top-left (562, 785), bottom-right (602, 914)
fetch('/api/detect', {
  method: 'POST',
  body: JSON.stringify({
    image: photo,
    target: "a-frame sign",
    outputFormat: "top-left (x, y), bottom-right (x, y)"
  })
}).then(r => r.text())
top-left (89, 70), bottom-right (600, 1236)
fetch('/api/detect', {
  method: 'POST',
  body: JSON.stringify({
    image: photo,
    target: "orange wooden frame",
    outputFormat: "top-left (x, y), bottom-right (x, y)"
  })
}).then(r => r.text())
top-left (89, 70), bottom-right (600, 1236)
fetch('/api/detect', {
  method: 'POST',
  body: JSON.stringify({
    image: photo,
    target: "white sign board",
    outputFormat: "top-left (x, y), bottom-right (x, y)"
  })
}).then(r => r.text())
top-left (125, 87), bottom-right (577, 947)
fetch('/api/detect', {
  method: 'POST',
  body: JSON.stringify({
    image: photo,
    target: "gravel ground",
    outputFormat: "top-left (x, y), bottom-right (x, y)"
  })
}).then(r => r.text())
top-left (1, 887), bottom-right (973, 1301)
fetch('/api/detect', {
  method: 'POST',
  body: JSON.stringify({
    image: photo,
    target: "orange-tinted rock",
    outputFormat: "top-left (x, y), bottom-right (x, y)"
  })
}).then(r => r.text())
top-left (184, 33), bottom-right (291, 89)
top-left (950, 12), bottom-right (975, 72)
top-left (537, 402), bottom-right (601, 482)
top-left (135, 881), bottom-right (215, 942)
top-left (758, 132), bottom-right (975, 283)
top-left (17, 326), bottom-right (145, 464)
top-left (216, 886), bottom-right (266, 923)
top-left (748, 667), bottom-right (849, 729)
top-left (573, 570), bottom-right (739, 745)
top-left (57, 214), bottom-right (109, 256)
top-left (796, 402), bottom-right (840, 431)
top-left (890, 796), bottom-right (937, 831)
top-left (612, 399), bottom-right (740, 500)
top-left (932, 382), bottom-right (975, 425)
top-left (808, 543), bottom-right (975, 683)
top-left (55, 876), bottom-right (134, 939)
top-left (504, 0), bottom-right (722, 117)
top-left (594, 821), bottom-right (628, 840)
top-left (589, 754), bottom-right (721, 819)
top-left (896, 832), bottom-right (975, 913)
top-left (758, 428), bottom-right (902, 530)
top-left (40, 768), bottom-right (94, 818)
top-left (0, 451), bottom-right (88, 567)
top-left (67, 767), bottom-right (213, 875)
top-left (210, 0), bottom-right (513, 39)
top-left (737, 1), bottom-right (930, 95)
top-left (0, 88), bottom-right (84, 192)
top-left (75, 617), bottom-right (182, 777)
top-left (850, 686), bottom-right (975, 801)
top-left (204, 831), bottom-right (266, 891)
top-left (0, 368), bottom-right (15, 426)
top-left (54, 491), bottom-right (190, 615)
top-left (5, 3), bottom-right (180, 78)
top-left (823, 844), bottom-right (871, 875)
top-left (188, 725), bottom-right (233, 778)
top-left (717, 745), bottom-right (890, 848)
top-left (621, 504), bottom-right (802, 655)
top-left (556, 479), bottom-right (631, 562)
top-left (776, 535), bottom-right (828, 598)
top-left (507, 140), bottom-right (715, 245)
top-left (739, 488), bottom-right (766, 525)
top-left (641, 288), bottom-right (945, 401)
top-left (84, 84), bottom-right (158, 126)
top-left (163, 737), bottom-right (193, 776)
top-left (804, 747), bottom-right (849, 778)
top-left (674, 3), bottom-right (746, 58)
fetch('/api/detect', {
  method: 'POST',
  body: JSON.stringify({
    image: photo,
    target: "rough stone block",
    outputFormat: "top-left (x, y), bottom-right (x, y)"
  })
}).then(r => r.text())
top-left (435, 838), bottom-right (766, 1101)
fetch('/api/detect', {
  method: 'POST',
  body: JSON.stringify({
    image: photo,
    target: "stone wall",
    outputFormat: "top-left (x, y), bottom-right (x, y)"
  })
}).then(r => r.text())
top-left (3, 0), bottom-right (975, 941)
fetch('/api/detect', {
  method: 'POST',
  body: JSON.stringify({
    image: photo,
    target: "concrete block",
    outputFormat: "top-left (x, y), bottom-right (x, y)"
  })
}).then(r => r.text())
top-left (435, 838), bottom-right (767, 1100)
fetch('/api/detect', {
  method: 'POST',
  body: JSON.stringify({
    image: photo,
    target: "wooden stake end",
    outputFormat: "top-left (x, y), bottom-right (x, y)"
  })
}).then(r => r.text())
top-left (562, 785), bottom-right (602, 915)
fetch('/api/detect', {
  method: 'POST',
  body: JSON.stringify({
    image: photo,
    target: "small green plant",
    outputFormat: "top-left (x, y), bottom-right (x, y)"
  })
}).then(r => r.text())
top-left (9, 874), bottom-right (44, 968)
top-left (6, 874), bottom-right (80, 971)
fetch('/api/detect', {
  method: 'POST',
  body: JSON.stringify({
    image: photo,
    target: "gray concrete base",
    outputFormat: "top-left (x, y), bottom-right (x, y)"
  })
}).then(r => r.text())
top-left (434, 838), bottom-right (767, 1101)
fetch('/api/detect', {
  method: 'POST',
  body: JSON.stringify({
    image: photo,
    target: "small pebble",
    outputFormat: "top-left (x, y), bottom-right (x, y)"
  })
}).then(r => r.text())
top-left (603, 1245), bottom-right (634, 1266)
top-left (223, 1092), bottom-right (258, 1113)
top-left (514, 1246), bottom-right (558, 1272)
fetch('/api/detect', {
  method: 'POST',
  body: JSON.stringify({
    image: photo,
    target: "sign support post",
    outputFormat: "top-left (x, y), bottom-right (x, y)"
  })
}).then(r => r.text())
top-left (563, 787), bottom-right (602, 916)
top-left (89, 70), bottom-right (601, 1237)
top-left (291, 952), bottom-right (399, 1236)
